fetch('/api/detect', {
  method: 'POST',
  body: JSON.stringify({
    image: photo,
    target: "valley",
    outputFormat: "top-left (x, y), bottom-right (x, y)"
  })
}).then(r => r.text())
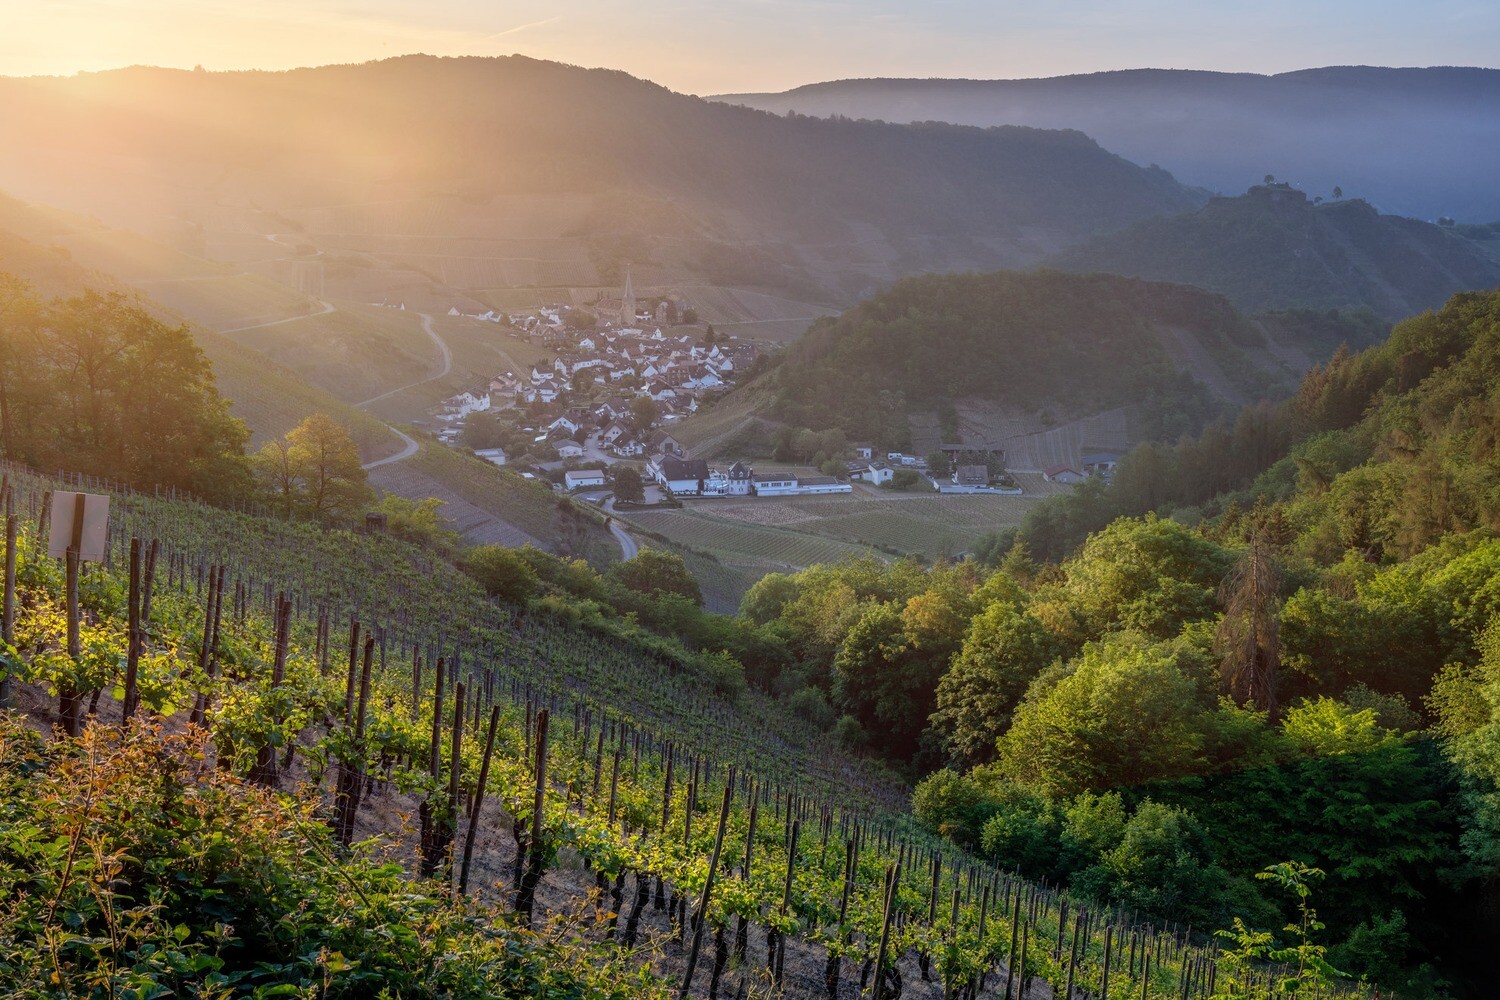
top-left (2, 41), bottom-right (1500, 999)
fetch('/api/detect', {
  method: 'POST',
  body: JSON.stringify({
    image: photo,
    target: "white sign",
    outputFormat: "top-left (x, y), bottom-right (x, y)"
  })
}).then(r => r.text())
top-left (47, 492), bottom-right (109, 562)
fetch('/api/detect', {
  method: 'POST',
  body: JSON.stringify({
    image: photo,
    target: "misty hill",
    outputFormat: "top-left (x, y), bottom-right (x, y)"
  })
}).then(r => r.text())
top-left (1046, 185), bottom-right (1500, 320)
top-left (736, 270), bottom-right (1374, 452)
top-left (715, 66), bottom-right (1500, 221)
top-left (0, 56), bottom-right (1202, 304)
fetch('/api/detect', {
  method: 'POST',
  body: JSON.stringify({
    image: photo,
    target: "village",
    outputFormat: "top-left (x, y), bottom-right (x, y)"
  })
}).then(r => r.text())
top-left (421, 272), bottom-right (1125, 503)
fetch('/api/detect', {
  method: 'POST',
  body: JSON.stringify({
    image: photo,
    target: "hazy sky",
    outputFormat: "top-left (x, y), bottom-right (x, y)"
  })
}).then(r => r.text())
top-left (3, 0), bottom-right (1497, 93)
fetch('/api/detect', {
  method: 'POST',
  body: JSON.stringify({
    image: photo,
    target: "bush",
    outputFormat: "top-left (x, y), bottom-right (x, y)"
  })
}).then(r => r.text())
top-left (0, 718), bottom-right (662, 998)
top-left (463, 545), bottom-right (540, 604)
top-left (787, 685), bottom-right (835, 728)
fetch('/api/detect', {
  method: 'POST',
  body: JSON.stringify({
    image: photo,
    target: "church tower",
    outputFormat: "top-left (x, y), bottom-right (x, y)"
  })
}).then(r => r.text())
top-left (621, 267), bottom-right (637, 326)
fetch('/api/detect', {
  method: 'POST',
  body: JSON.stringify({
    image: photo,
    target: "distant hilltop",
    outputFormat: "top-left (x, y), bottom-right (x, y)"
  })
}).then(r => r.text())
top-left (1047, 183), bottom-right (1500, 319)
top-left (713, 66), bottom-right (1500, 221)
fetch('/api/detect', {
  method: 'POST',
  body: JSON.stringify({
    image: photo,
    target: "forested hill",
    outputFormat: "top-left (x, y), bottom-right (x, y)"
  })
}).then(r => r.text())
top-left (755, 269), bottom-right (1368, 447)
top-left (0, 56), bottom-right (1202, 300)
top-left (714, 66), bottom-right (1500, 220)
top-left (1047, 184), bottom-right (1500, 320)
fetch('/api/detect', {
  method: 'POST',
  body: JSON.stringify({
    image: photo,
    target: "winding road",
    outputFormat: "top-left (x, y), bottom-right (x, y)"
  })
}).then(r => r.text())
top-left (356, 313), bottom-right (452, 407)
top-left (608, 516), bottom-right (639, 560)
top-left (361, 426), bottom-right (419, 470)
top-left (219, 299), bottom-right (336, 334)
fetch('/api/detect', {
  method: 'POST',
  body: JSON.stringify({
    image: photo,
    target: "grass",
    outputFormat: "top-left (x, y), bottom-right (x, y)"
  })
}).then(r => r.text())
top-left (235, 301), bottom-right (437, 403)
top-left (619, 508), bottom-right (877, 570)
top-left (653, 477), bottom-right (1071, 560)
top-left (195, 330), bottom-right (400, 459)
top-left (373, 443), bottom-right (615, 561)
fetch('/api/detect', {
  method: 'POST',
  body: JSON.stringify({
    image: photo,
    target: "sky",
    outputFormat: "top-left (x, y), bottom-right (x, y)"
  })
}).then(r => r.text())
top-left (2, 0), bottom-right (1497, 94)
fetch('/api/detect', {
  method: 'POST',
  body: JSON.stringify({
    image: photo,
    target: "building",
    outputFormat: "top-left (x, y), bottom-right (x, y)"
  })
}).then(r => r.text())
top-left (953, 465), bottom-right (990, 488)
top-left (794, 475), bottom-right (852, 495)
top-left (853, 444), bottom-right (874, 460)
top-left (650, 455), bottom-right (710, 495)
top-left (851, 461), bottom-right (894, 486)
top-left (1044, 464), bottom-right (1086, 484)
top-left (554, 441), bottom-right (585, 460)
top-left (438, 390), bottom-right (490, 417)
top-left (620, 267), bottom-right (637, 326)
top-left (1083, 451), bottom-right (1122, 476)
top-left (727, 461), bottom-right (753, 496)
top-left (646, 430), bottom-right (684, 456)
top-left (752, 472), bottom-right (801, 496)
top-left (564, 469), bottom-right (606, 490)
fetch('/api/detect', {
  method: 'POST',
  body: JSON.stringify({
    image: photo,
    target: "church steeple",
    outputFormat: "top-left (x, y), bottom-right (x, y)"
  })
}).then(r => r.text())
top-left (621, 266), bottom-right (637, 326)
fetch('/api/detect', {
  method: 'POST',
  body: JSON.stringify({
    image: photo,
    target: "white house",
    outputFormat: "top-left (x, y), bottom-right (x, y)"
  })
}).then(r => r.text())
top-left (439, 390), bottom-right (490, 417)
top-left (554, 441), bottom-right (584, 460)
top-left (852, 461), bottom-right (894, 486)
top-left (650, 456), bottom-right (710, 495)
top-left (611, 437), bottom-right (645, 457)
top-left (727, 461), bottom-right (753, 496)
top-left (564, 469), bottom-right (606, 490)
top-left (1044, 464), bottom-right (1087, 484)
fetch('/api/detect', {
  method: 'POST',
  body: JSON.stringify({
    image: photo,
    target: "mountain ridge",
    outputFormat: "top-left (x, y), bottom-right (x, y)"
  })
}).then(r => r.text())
top-left (712, 65), bottom-right (1500, 220)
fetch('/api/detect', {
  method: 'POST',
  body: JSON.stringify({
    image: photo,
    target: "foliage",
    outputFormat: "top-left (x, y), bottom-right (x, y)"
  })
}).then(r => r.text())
top-left (253, 412), bottom-right (371, 522)
top-left (0, 279), bottom-right (251, 499)
top-left (766, 270), bottom-right (1249, 446)
top-left (0, 718), bottom-right (663, 998)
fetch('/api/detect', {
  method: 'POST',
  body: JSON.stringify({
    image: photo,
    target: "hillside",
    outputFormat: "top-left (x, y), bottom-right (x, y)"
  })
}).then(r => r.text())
top-left (0, 56), bottom-right (1202, 306)
top-left (714, 66), bottom-right (1500, 221)
top-left (0, 192), bottom-right (399, 455)
top-left (1047, 185), bottom-right (1500, 320)
top-left (720, 269), bottom-right (1374, 455)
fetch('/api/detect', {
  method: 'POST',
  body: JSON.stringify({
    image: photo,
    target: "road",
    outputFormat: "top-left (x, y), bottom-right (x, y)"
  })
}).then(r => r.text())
top-left (219, 298), bottom-right (335, 334)
top-left (609, 517), bottom-right (639, 560)
top-left (356, 313), bottom-right (452, 406)
top-left (354, 312), bottom-right (452, 469)
top-left (361, 425), bottom-right (419, 470)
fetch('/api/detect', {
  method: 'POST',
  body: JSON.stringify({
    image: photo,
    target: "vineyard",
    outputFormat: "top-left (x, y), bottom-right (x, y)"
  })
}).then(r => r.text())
top-left (0, 463), bottom-right (1380, 998)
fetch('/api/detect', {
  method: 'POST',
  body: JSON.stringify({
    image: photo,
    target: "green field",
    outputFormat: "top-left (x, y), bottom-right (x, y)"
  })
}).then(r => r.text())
top-left (235, 301), bottom-right (436, 403)
top-left (620, 508), bottom-right (878, 570)
top-left (668, 477), bottom-right (1071, 560)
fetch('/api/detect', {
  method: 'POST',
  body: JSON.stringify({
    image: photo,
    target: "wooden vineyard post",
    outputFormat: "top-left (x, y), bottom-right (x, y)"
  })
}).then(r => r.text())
top-left (187, 560), bottom-right (219, 727)
top-left (459, 704), bottom-right (501, 895)
top-left (769, 818), bottom-right (800, 989)
top-left (1004, 890), bottom-right (1022, 1000)
top-left (249, 595), bottom-right (291, 786)
top-left (0, 500), bottom-right (15, 712)
top-left (516, 707), bottom-right (550, 926)
top-left (872, 860), bottom-right (902, 1000)
top-left (1102, 924), bottom-right (1114, 999)
top-left (825, 838), bottom-right (855, 999)
top-left (1066, 906), bottom-right (1084, 999)
top-left (419, 658), bottom-right (445, 877)
top-left (120, 539), bottom-right (141, 722)
top-left (332, 637), bottom-right (374, 847)
top-left (679, 785), bottom-right (733, 1000)
top-left (734, 785), bottom-right (758, 962)
top-left (445, 682), bottom-right (466, 884)
top-left (60, 525), bottom-right (83, 737)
